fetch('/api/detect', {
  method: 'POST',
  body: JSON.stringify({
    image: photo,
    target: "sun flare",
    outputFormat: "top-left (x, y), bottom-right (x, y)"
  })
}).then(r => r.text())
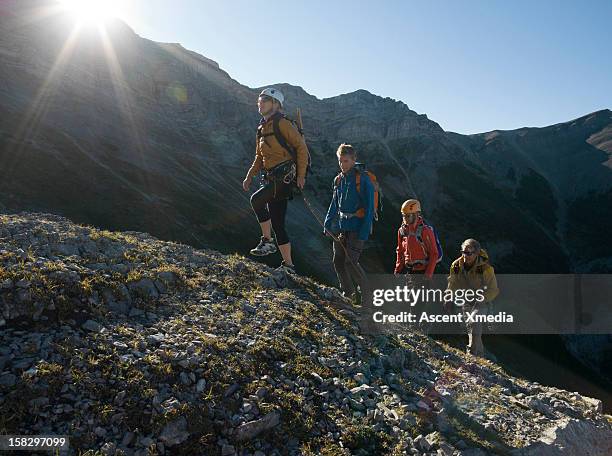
top-left (59, 0), bottom-right (123, 24)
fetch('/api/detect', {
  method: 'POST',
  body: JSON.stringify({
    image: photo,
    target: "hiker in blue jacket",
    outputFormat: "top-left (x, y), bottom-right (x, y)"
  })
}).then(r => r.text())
top-left (324, 143), bottom-right (375, 304)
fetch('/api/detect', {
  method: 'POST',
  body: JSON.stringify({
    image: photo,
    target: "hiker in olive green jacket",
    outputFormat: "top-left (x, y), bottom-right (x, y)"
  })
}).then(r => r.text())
top-left (447, 238), bottom-right (499, 357)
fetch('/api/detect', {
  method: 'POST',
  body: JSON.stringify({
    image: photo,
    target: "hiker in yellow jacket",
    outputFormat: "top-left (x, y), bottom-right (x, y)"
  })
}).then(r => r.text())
top-left (447, 238), bottom-right (499, 357)
top-left (242, 88), bottom-right (309, 274)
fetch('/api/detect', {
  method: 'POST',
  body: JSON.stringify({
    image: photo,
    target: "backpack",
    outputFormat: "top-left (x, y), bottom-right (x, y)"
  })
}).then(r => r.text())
top-left (400, 220), bottom-right (443, 263)
top-left (257, 111), bottom-right (313, 176)
top-left (333, 163), bottom-right (383, 221)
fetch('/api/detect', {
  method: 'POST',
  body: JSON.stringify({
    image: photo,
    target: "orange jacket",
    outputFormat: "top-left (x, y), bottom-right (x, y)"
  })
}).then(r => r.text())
top-left (246, 113), bottom-right (309, 180)
top-left (394, 217), bottom-right (439, 277)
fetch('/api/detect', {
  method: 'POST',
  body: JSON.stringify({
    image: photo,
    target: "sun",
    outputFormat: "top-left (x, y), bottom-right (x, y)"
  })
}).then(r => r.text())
top-left (59, 0), bottom-right (123, 24)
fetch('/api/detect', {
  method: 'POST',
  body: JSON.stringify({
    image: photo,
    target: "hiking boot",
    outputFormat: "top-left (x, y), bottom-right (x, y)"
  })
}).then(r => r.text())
top-left (250, 237), bottom-right (277, 256)
top-left (275, 261), bottom-right (296, 274)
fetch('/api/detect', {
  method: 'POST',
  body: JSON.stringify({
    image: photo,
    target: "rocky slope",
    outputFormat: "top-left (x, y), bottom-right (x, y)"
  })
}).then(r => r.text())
top-left (1, 212), bottom-right (612, 455)
top-left (1, 0), bottom-right (611, 396)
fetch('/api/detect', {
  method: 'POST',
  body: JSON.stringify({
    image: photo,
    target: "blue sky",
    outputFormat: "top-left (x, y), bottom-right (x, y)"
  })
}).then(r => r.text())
top-left (115, 0), bottom-right (611, 134)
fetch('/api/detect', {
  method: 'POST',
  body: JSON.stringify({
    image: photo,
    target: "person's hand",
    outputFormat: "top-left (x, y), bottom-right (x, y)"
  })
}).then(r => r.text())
top-left (242, 176), bottom-right (252, 192)
top-left (296, 175), bottom-right (306, 189)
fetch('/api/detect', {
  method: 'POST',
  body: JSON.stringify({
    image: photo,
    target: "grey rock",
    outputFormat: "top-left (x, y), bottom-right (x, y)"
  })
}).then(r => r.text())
top-left (242, 303), bottom-right (256, 314)
top-left (511, 417), bottom-right (612, 456)
top-left (128, 307), bottom-right (145, 317)
top-left (146, 333), bottom-right (166, 345)
top-left (16, 279), bottom-right (31, 288)
top-left (234, 411), bottom-right (280, 441)
top-left (159, 417), bottom-right (189, 447)
top-left (255, 387), bottom-right (268, 399)
top-left (310, 372), bottom-right (325, 384)
top-left (29, 397), bottom-right (50, 408)
top-left (53, 243), bottom-right (79, 256)
top-left (114, 390), bottom-right (127, 405)
top-left (180, 372), bottom-right (191, 385)
top-left (414, 434), bottom-right (432, 452)
top-left (128, 278), bottom-right (159, 299)
top-left (350, 384), bottom-right (372, 396)
top-left (221, 444), bottom-right (236, 456)
top-left (82, 320), bottom-right (103, 332)
top-left (100, 442), bottom-right (117, 456)
top-left (79, 241), bottom-right (99, 256)
top-left (196, 378), bottom-right (207, 392)
top-left (122, 431), bottom-right (135, 446)
top-left (224, 383), bottom-right (239, 398)
top-left (259, 276), bottom-right (277, 289)
top-left (157, 271), bottom-right (177, 284)
top-left (140, 436), bottom-right (154, 448)
top-left (353, 372), bottom-right (368, 385)
top-left (17, 289), bottom-right (32, 303)
top-left (12, 357), bottom-right (35, 370)
top-left (526, 397), bottom-right (554, 417)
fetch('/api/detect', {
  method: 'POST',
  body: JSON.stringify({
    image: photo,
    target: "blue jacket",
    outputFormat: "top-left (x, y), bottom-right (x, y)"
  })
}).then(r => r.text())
top-left (324, 166), bottom-right (375, 241)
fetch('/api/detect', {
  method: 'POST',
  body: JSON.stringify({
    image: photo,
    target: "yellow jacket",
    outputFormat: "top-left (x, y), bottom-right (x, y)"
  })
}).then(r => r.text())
top-left (246, 114), bottom-right (309, 179)
top-left (447, 249), bottom-right (499, 302)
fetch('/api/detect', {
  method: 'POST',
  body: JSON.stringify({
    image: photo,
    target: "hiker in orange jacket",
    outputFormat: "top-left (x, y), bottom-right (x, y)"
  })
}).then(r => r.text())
top-left (394, 199), bottom-right (439, 280)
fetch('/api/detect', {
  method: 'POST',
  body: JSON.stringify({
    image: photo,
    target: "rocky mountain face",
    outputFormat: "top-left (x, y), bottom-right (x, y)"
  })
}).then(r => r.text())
top-left (1, 1), bottom-right (611, 279)
top-left (1, 212), bottom-right (612, 455)
top-left (1, 0), bottom-right (611, 417)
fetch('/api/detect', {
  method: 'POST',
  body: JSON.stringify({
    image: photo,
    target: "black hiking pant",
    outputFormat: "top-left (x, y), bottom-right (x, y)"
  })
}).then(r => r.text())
top-left (332, 231), bottom-right (369, 300)
top-left (250, 178), bottom-right (292, 246)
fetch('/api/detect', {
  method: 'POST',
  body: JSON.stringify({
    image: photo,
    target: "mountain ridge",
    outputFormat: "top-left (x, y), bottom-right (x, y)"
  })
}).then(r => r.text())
top-left (2, 2), bottom-right (611, 280)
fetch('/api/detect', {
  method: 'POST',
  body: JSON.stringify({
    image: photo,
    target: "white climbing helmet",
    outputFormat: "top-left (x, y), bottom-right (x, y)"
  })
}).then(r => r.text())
top-left (259, 87), bottom-right (284, 107)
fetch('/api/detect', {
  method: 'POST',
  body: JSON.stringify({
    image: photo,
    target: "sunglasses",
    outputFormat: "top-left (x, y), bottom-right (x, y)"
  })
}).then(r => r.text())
top-left (258, 96), bottom-right (273, 103)
top-left (461, 250), bottom-right (475, 256)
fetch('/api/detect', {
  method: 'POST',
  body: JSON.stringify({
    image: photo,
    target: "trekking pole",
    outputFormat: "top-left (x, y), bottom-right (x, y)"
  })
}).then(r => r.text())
top-left (301, 189), bottom-right (341, 243)
top-left (301, 188), bottom-right (366, 278)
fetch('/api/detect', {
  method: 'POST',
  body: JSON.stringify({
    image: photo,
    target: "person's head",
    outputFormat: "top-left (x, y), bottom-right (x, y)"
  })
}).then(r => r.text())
top-left (460, 238), bottom-right (481, 266)
top-left (258, 88), bottom-right (284, 117)
top-left (336, 143), bottom-right (357, 173)
top-left (401, 199), bottom-right (421, 225)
